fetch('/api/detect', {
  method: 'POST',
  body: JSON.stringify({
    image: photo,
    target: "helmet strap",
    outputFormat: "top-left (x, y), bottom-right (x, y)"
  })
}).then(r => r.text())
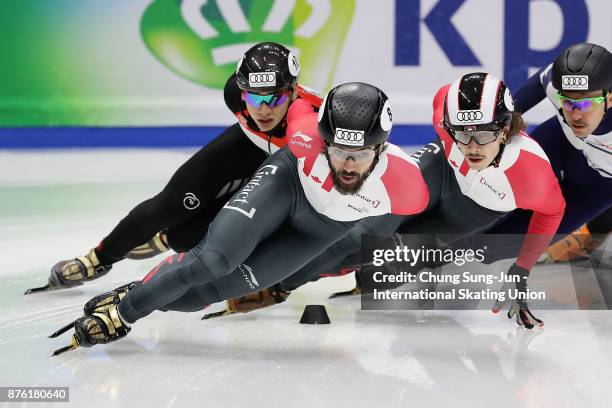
top-left (490, 143), bottom-right (506, 168)
top-left (363, 144), bottom-right (384, 179)
top-left (443, 120), bottom-right (460, 144)
top-left (267, 115), bottom-right (288, 138)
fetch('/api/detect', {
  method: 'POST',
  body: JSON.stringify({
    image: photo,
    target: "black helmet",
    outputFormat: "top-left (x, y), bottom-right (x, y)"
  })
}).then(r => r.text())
top-left (318, 82), bottom-right (393, 148)
top-left (552, 43), bottom-right (612, 94)
top-left (443, 72), bottom-right (514, 133)
top-left (236, 42), bottom-right (300, 93)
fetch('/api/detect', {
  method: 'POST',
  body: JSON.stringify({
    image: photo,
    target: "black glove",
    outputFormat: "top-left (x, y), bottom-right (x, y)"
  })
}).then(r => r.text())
top-left (493, 263), bottom-right (543, 329)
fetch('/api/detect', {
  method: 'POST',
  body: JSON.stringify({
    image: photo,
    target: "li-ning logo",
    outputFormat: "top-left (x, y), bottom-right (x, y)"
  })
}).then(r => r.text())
top-left (249, 72), bottom-right (276, 88)
top-left (294, 131), bottom-right (312, 142)
top-left (223, 165), bottom-right (278, 218)
top-left (561, 75), bottom-right (588, 90)
top-left (334, 128), bottom-right (365, 146)
top-left (480, 177), bottom-right (506, 200)
top-left (290, 131), bottom-right (313, 149)
top-left (183, 192), bottom-right (200, 210)
top-left (238, 264), bottom-right (259, 289)
top-left (456, 110), bottom-right (484, 122)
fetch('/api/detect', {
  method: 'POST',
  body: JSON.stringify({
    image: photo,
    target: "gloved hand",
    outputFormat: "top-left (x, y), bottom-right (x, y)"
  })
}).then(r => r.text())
top-left (492, 263), bottom-right (543, 329)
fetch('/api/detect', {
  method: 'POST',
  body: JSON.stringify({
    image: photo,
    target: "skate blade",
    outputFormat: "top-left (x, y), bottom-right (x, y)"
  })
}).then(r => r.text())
top-left (49, 320), bottom-right (77, 338)
top-left (328, 289), bottom-right (360, 299)
top-left (25, 281), bottom-right (83, 295)
top-left (51, 336), bottom-right (79, 357)
top-left (201, 310), bottom-right (231, 320)
top-left (24, 283), bottom-right (52, 295)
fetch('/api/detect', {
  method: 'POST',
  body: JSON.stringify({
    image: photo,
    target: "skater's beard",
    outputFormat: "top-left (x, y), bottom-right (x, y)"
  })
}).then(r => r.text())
top-left (331, 168), bottom-right (369, 195)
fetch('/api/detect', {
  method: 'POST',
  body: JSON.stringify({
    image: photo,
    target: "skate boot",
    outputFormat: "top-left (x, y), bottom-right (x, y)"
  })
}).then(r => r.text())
top-left (83, 281), bottom-right (141, 315)
top-left (202, 284), bottom-right (290, 319)
top-left (50, 281), bottom-right (140, 355)
top-left (126, 231), bottom-right (170, 260)
top-left (51, 306), bottom-right (130, 356)
top-left (25, 249), bottom-right (113, 294)
top-left (540, 224), bottom-right (607, 264)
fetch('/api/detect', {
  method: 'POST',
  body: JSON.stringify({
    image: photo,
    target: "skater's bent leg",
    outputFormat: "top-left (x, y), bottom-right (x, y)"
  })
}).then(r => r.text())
top-left (160, 284), bottom-right (222, 313)
top-left (119, 157), bottom-right (295, 323)
top-left (279, 214), bottom-right (404, 291)
top-left (99, 124), bottom-right (265, 262)
top-left (587, 207), bottom-right (612, 235)
top-left (208, 218), bottom-right (355, 301)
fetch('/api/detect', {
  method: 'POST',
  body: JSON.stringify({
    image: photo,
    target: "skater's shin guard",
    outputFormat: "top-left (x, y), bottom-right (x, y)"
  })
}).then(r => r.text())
top-left (161, 284), bottom-right (222, 313)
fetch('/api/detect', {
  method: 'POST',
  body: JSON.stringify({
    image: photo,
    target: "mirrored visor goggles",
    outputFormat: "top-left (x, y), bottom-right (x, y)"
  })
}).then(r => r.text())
top-left (556, 91), bottom-right (606, 113)
top-left (242, 90), bottom-right (290, 109)
top-left (327, 145), bottom-right (376, 163)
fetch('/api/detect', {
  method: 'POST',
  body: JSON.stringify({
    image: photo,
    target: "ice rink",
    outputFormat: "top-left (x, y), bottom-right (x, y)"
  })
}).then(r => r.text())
top-left (1, 150), bottom-right (611, 408)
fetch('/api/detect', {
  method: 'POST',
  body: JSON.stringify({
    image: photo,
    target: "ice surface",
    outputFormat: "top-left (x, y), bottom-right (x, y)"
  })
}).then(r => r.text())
top-left (1, 150), bottom-right (611, 408)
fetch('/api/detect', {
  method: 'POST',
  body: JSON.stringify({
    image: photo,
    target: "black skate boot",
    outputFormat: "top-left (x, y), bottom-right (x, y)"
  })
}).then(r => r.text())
top-left (126, 231), bottom-right (170, 260)
top-left (25, 249), bottom-right (113, 294)
top-left (50, 281), bottom-right (140, 355)
top-left (51, 306), bottom-right (131, 356)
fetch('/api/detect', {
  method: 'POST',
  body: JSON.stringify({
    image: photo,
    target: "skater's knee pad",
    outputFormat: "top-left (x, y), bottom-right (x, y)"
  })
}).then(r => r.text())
top-left (193, 249), bottom-right (231, 282)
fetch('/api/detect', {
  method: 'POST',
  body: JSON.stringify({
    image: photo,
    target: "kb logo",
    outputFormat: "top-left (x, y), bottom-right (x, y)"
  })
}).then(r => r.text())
top-left (456, 110), bottom-right (484, 123)
top-left (561, 75), bottom-right (589, 90)
top-left (249, 72), bottom-right (276, 87)
top-left (334, 127), bottom-right (365, 146)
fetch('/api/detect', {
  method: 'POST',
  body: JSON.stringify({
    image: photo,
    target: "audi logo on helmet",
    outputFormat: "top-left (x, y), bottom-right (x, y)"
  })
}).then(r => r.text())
top-left (456, 110), bottom-right (484, 123)
top-left (334, 127), bottom-right (365, 147)
top-left (249, 72), bottom-right (277, 88)
top-left (561, 75), bottom-right (589, 90)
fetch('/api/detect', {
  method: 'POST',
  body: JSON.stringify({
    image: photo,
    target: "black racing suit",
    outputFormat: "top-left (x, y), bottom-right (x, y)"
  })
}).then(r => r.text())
top-left (587, 208), bottom-right (612, 235)
top-left (93, 75), bottom-right (318, 264)
top-left (118, 148), bottom-right (359, 321)
top-left (116, 98), bottom-right (430, 322)
top-left (278, 139), bottom-right (508, 291)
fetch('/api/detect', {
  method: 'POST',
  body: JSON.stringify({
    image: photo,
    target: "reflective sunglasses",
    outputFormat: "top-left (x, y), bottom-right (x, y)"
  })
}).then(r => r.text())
top-left (453, 129), bottom-right (502, 145)
top-left (556, 91), bottom-right (606, 113)
top-left (242, 90), bottom-right (290, 109)
top-left (327, 145), bottom-right (376, 163)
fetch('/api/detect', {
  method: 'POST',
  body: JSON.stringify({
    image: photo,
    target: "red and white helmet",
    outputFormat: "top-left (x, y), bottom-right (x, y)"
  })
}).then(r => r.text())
top-left (444, 72), bottom-right (515, 132)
